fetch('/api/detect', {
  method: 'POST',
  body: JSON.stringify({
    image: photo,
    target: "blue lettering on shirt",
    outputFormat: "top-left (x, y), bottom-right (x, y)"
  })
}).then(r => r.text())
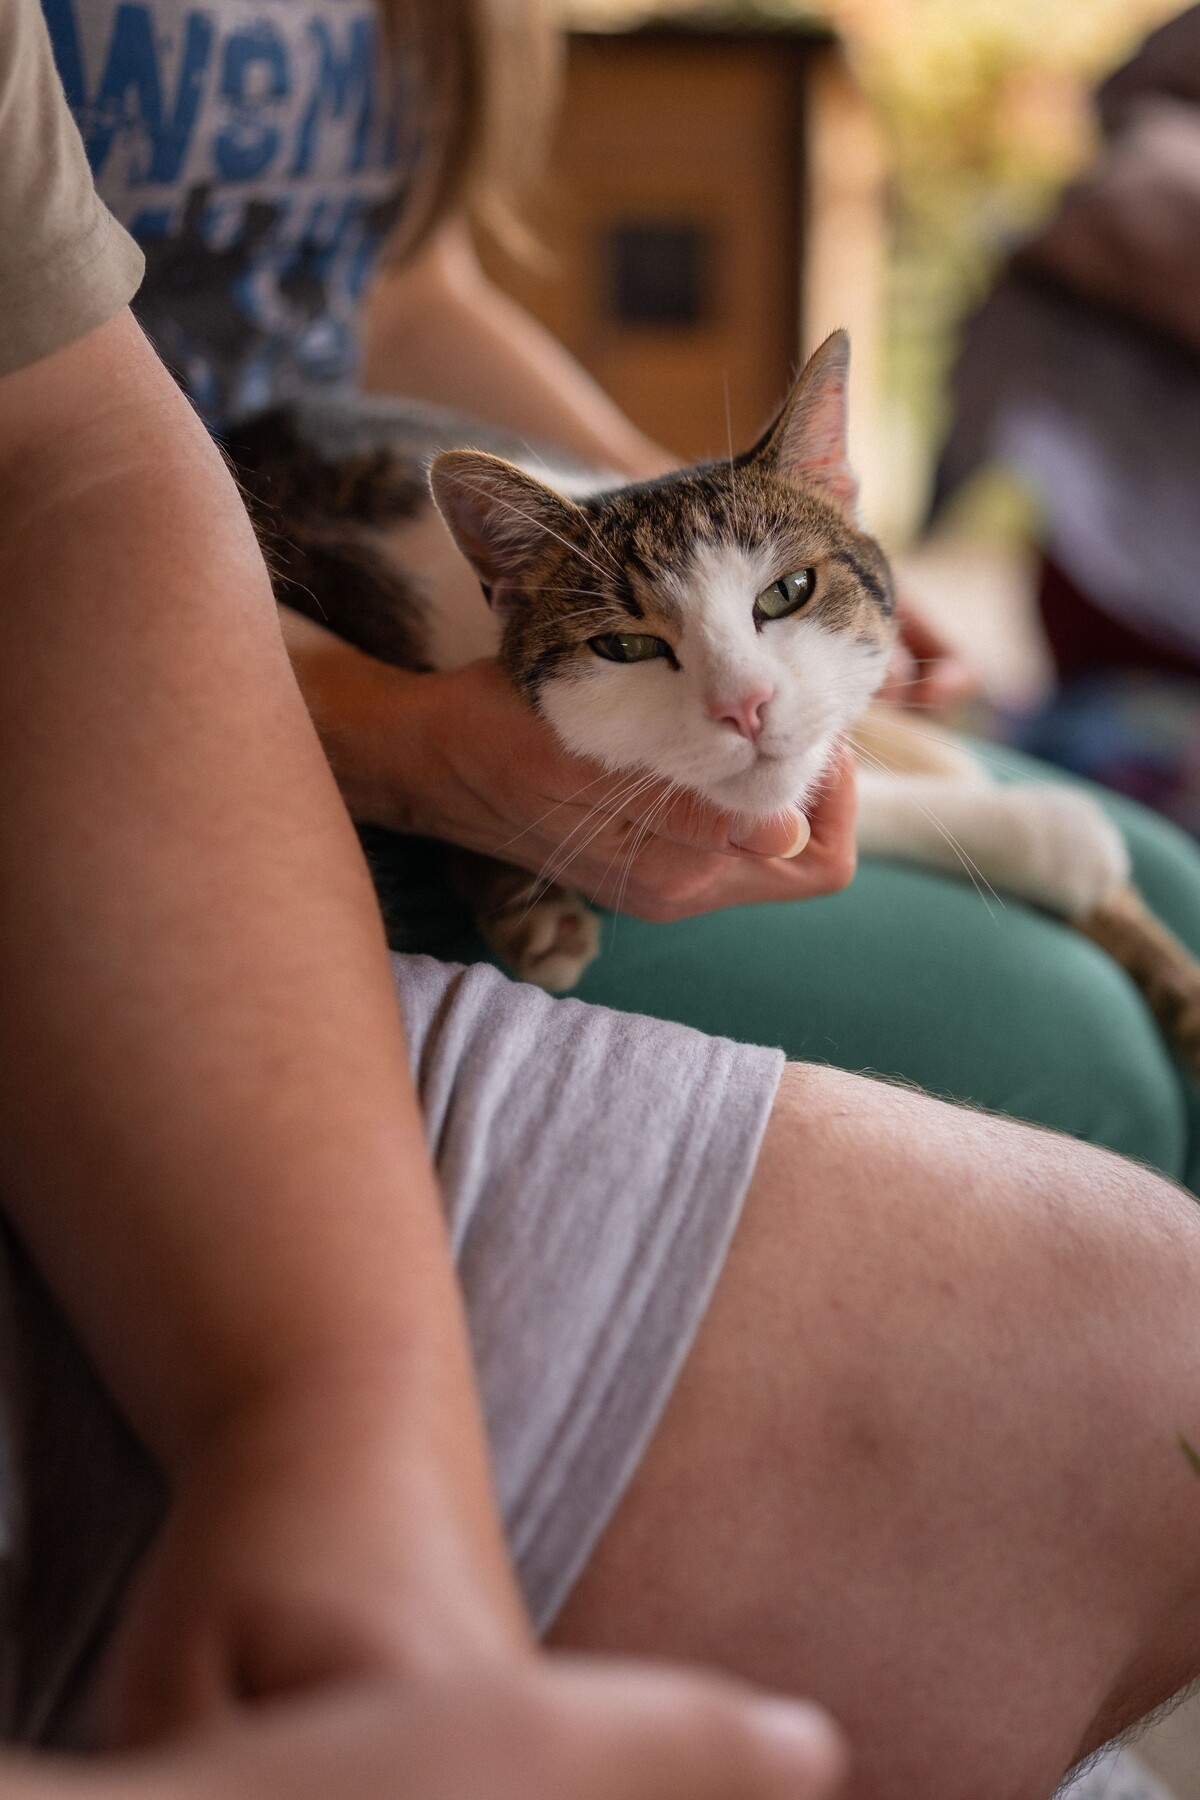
top-left (42, 0), bottom-right (420, 424)
top-left (291, 16), bottom-right (373, 176)
top-left (92, 4), bottom-right (213, 182)
top-left (214, 23), bottom-right (289, 181)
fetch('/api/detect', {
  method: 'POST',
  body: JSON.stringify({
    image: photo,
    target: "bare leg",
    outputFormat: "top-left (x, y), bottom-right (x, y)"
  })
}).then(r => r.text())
top-left (549, 1066), bottom-right (1200, 1800)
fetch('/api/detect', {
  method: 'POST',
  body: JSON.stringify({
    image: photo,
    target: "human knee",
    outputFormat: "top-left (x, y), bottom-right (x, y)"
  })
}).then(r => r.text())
top-left (760, 1064), bottom-right (1198, 1429)
top-left (557, 1071), bottom-right (1200, 1797)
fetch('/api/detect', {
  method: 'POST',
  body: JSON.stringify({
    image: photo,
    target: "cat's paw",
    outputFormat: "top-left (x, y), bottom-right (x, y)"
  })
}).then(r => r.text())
top-left (995, 786), bottom-right (1130, 917)
top-left (489, 889), bottom-right (601, 992)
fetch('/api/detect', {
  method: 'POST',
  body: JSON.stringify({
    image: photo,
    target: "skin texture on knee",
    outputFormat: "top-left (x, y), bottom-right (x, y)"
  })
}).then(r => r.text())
top-left (549, 1065), bottom-right (1200, 1800)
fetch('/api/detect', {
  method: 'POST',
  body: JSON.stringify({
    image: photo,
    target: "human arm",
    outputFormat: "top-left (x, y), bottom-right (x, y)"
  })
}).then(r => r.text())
top-left (363, 218), bottom-right (672, 478)
top-left (0, 308), bottom-right (532, 1729)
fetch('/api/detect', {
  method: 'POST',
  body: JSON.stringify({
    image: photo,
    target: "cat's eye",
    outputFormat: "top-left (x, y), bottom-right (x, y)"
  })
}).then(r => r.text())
top-left (588, 632), bottom-right (672, 664)
top-left (754, 569), bottom-right (816, 624)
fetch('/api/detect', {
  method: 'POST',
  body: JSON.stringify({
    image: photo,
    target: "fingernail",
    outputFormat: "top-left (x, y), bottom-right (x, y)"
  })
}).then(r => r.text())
top-left (730, 813), bottom-right (810, 859)
top-left (780, 815), bottom-right (811, 858)
top-left (749, 1698), bottom-right (845, 1780)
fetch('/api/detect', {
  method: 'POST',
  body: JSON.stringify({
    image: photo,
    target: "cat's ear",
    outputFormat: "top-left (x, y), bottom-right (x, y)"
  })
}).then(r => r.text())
top-left (747, 330), bottom-right (858, 517)
top-left (430, 450), bottom-right (585, 607)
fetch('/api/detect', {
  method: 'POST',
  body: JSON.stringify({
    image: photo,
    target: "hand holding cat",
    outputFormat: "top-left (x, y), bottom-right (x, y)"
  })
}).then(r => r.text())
top-left (283, 625), bottom-right (860, 922)
top-left (877, 597), bottom-right (978, 710)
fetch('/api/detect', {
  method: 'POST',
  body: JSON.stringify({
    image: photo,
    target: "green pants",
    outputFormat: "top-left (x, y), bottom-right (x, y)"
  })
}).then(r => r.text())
top-left (398, 745), bottom-right (1200, 1193)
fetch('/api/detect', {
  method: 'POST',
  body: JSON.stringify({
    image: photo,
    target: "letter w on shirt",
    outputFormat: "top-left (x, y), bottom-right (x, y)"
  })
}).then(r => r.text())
top-left (42, 0), bottom-right (381, 188)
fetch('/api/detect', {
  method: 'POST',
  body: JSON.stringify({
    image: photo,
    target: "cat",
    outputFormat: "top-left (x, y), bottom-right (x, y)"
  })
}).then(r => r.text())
top-left (224, 332), bottom-right (1200, 1072)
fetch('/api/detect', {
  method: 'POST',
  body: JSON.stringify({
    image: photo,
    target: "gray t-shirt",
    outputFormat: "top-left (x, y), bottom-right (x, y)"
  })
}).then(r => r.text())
top-left (44, 0), bottom-right (427, 424)
top-left (0, 0), bottom-right (143, 374)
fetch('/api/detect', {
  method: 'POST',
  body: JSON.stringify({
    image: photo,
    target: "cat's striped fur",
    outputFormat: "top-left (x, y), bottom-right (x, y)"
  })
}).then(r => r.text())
top-left (224, 335), bottom-right (1200, 1069)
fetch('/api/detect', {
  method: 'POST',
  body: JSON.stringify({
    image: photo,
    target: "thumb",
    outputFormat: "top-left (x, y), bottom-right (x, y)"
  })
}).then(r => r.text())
top-left (729, 810), bottom-right (811, 859)
top-left (633, 785), bottom-right (811, 859)
top-left (543, 1661), bottom-right (846, 1800)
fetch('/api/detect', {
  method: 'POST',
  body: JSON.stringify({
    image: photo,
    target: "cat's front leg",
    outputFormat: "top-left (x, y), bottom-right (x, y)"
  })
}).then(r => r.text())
top-left (450, 849), bottom-right (601, 993)
top-left (855, 773), bottom-right (1131, 917)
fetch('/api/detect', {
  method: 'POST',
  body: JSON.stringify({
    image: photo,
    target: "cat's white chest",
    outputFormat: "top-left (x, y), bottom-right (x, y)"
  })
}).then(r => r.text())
top-left (381, 508), bottom-right (502, 671)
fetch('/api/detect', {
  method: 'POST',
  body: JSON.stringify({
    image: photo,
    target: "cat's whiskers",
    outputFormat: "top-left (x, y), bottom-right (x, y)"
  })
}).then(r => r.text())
top-left (494, 766), bottom-right (627, 856)
top-left (545, 601), bottom-right (614, 614)
top-left (539, 606), bottom-right (619, 628)
top-left (853, 740), bottom-right (1005, 918)
top-left (454, 477), bottom-right (620, 584)
top-left (581, 770), bottom-right (669, 887)
top-left (534, 587), bottom-right (613, 603)
top-left (524, 767), bottom-right (664, 902)
top-left (722, 369), bottom-right (743, 545)
top-left (271, 570), bottom-right (330, 623)
top-left (523, 793), bottom-right (658, 924)
top-left (608, 780), bottom-right (674, 895)
top-left (605, 779), bottom-right (686, 937)
top-left (529, 766), bottom-right (656, 877)
top-left (855, 709), bottom-right (1068, 787)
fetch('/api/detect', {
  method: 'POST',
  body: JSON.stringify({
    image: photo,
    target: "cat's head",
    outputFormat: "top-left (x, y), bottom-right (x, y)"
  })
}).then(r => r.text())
top-left (430, 332), bottom-right (896, 819)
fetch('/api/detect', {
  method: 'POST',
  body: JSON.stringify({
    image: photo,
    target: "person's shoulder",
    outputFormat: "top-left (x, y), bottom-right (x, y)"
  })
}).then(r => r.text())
top-left (0, 0), bottom-right (144, 378)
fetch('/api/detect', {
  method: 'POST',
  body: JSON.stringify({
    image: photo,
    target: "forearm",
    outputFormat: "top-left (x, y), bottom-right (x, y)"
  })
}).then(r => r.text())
top-left (362, 219), bottom-right (671, 477)
top-left (0, 315), bottom-right (523, 1657)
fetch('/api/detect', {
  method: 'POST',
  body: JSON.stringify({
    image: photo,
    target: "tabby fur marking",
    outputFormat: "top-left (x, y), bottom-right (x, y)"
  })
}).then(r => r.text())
top-left (224, 334), bottom-right (1200, 1075)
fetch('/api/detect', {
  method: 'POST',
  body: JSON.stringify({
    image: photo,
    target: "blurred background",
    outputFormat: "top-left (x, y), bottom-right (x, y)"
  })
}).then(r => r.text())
top-left (479, 0), bottom-right (1200, 838)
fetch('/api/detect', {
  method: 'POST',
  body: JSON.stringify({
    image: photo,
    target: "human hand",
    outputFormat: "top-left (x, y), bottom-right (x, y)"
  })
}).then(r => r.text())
top-left (104, 1663), bottom-right (844, 1800)
top-left (284, 619), bottom-right (859, 923)
top-left (393, 661), bottom-right (860, 921)
top-left (94, 1360), bottom-right (845, 1795)
top-left (98, 1367), bottom-right (532, 1746)
top-left (876, 595), bottom-right (978, 711)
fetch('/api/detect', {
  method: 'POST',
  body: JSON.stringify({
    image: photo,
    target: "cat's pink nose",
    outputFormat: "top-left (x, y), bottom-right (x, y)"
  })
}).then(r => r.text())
top-left (710, 687), bottom-right (773, 743)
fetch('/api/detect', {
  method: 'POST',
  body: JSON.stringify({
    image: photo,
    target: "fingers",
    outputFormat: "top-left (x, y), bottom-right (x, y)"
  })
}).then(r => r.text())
top-left (881, 647), bottom-right (977, 710)
top-left (881, 595), bottom-right (980, 710)
top-left (596, 751), bottom-right (856, 862)
top-left (914, 650), bottom-right (978, 708)
top-left (803, 745), bottom-right (858, 844)
top-left (432, 661), bottom-right (856, 912)
top-left (593, 750), bottom-right (857, 919)
top-left (875, 640), bottom-right (919, 707)
top-left (599, 777), bottom-right (809, 861)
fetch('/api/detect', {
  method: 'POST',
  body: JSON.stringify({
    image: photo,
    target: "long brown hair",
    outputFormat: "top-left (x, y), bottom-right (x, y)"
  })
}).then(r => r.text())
top-left (377, 0), bottom-right (563, 263)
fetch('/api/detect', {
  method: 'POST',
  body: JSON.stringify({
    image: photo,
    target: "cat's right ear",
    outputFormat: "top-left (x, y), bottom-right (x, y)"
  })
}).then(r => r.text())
top-left (745, 330), bottom-right (858, 518)
top-left (429, 450), bottom-right (585, 608)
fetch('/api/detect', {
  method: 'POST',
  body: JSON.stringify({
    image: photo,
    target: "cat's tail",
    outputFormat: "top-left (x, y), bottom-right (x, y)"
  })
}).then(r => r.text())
top-left (1076, 884), bottom-right (1200, 1078)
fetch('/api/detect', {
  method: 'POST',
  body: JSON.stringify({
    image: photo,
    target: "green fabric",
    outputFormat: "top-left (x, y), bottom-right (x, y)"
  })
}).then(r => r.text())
top-left (407, 743), bottom-right (1200, 1194)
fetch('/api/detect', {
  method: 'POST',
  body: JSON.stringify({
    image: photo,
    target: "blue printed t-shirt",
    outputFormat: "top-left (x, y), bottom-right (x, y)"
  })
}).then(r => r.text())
top-left (44, 0), bottom-right (427, 424)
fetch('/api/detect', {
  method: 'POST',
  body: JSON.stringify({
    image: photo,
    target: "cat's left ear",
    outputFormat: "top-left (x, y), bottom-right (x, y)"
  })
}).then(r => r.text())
top-left (430, 449), bottom-right (586, 608)
top-left (747, 330), bottom-right (858, 518)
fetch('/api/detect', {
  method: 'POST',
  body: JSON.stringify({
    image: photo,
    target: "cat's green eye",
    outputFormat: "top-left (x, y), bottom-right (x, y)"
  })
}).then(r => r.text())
top-left (754, 569), bottom-right (816, 624)
top-left (588, 632), bottom-right (671, 664)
